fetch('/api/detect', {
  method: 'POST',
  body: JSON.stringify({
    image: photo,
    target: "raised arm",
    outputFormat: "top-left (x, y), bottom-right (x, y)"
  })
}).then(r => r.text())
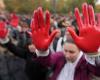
top-left (67, 3), bottom-right (100, 77)
top-left (31, 7), bottom-right (59, 51)
top-left (0, 21), bottom-right (29, 59)
top-left (68, 3), bottom-right (100, 55)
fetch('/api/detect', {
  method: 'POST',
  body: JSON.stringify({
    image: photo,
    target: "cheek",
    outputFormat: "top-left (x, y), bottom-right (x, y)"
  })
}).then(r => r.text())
top-left (70, 54), bottom-right (78, 60)
top-left (63, 52), bottom-right (69, 58)
top-left (64, 53), bottom-right (75, 59)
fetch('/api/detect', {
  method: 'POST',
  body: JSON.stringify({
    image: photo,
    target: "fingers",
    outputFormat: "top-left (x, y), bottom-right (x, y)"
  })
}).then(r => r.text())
top-left (33, 7), bottom-right (50, 31)
top-left (10, 13), bottom-right (19, 27)
top-left (48, 30), bottom-right (59, 45)
top-left (45, 10), bottom-right (50, 34)
top-left (75, 3), bottom-right (96, 32)
top-left (82, 3), bottom-right (89, 25)
top-left (38, 7), bottom-right (45, 28)
top-left (74, 8), bottom-right (83, 31)
top-left (30, 19), bottom-right (36, 39)
top-left (31, 19), bottom-right (35, 31)
top-left (67, 27), bottom-right (79, 41)
top-left (88, 5), bottom-right (95, 25)
top-left (33, 10), bottom-right (39, 31)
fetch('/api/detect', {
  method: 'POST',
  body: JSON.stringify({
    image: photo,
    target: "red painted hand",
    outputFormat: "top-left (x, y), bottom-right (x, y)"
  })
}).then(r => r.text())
top-left (10, 13), bottom-right (19, 28)
top-left (0, 21), bottom-right (8, 39)
top-left (68, 3), bottom-right (100, 53)
top-left (31, 7), bottom-right (59, 51)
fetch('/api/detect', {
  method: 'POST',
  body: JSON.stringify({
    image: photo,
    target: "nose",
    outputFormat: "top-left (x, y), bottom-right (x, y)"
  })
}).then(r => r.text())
top-left (65, 52), bottom-right (71, 59)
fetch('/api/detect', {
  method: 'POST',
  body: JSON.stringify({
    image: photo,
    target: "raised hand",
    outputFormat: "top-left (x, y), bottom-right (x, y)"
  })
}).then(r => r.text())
top-left (10, 13), bottom-right (19, 28)
top-left (0, 21), bottom-right (8, 39)
top-left (68, 3), bottom-right (100, 54)
top-left (31, 7), bottom-right (59, 51)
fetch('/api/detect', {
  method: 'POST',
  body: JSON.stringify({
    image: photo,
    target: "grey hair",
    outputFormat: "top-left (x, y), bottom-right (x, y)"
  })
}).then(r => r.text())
top-left (63, 37), bottom-right (75, 45)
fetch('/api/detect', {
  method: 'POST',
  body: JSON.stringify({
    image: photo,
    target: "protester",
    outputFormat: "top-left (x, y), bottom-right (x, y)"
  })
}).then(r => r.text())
top-left (0, 16), bottom-right (48, 80)
top-left (30, 3), bottom-right (100, 80)
top-left (1, 2), bottom-right (100, 80)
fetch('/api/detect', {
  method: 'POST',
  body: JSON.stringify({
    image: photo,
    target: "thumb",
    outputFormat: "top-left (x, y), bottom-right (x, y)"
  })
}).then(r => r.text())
top-left (48, 29), bottom-right (59, 44)
top-left (67, 27), bottom-right (79, 41)
top-left (27, 31), bottom-right (32, 37)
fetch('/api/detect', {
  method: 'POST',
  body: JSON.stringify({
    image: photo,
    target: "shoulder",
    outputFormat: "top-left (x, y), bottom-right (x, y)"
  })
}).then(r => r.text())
top-left (51, 51), bottom-right (64, 62)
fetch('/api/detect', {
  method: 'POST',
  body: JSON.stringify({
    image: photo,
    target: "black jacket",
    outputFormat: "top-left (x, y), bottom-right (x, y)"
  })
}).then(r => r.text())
top-left (2, 41), bottom-right (48, 80)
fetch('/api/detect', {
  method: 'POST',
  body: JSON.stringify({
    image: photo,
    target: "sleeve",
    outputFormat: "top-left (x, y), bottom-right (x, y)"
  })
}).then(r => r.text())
top-left (0, 38), bottom-right (28, 59)
top-left (85, 53), bottom-right (100, 66)
top-left (85, 52), bottom-right (100, 77)
top-left (35, 49), bottom-right (50, 57)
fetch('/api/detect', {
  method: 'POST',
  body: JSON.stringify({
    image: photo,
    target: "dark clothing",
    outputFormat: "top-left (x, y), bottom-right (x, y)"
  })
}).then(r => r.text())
top-left (53, 37), bottom-right (59, 52)
top-left (2, 41), bottom-right (48, 80)
top-left (17, 31), bottom-right (32, 49)
top-left (29, 52), bottom-right (100, 80)
top-left (0, 53), bottom-right (28, 80)
top-left (2, 40), bottom-right (100, 80)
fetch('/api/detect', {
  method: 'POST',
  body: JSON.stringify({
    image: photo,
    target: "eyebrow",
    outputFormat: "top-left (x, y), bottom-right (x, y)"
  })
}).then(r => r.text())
top-left (64, 49), bottom-right (76, 52)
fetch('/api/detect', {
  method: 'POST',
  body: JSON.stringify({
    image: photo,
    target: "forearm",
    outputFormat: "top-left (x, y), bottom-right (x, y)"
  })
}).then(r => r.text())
top-left (34, 49), bottom-right (63, 69)
top-left (0, 38), bottom-right (28, 59)
top-left (33, 49), bottom-right (52, 67)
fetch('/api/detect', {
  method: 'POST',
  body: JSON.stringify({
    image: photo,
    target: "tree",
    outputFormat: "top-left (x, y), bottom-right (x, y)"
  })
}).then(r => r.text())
top-left (4, 0), bottom-right (98, 14)
top-left (4, 0), bottom-right (34, 14)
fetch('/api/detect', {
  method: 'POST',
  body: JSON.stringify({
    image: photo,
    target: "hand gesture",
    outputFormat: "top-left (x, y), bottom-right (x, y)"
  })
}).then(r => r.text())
top-left (68, 3), bottom-right (100, 54)
top-left (31, 7), bottom-right (59, 51)
top-left (10, 13), bottom-right (19, 28)
top-left (0, 21), bottom-right (8, 39)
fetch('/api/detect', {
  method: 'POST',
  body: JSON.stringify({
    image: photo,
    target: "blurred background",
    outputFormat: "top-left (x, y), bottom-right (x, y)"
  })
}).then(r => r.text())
top-left (0, 0), bottom-right (99, 15)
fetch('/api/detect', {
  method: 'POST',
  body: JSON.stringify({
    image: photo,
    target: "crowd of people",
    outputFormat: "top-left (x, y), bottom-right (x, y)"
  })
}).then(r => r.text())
top-left (0, 2), bottom-right (100, 80)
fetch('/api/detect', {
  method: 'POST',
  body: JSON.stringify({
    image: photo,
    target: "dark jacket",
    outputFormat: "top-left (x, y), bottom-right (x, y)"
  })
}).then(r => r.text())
top-left (2, 41), bottom-right (48, 80)
top-left (0, 52), bottom-right (28, 80)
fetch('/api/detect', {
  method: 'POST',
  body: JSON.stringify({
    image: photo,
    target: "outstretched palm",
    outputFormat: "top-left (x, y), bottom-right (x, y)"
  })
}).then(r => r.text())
top-left (68, 3), bottom-right (100, 53)
top-left (31, 7), bottom-right (58, 51)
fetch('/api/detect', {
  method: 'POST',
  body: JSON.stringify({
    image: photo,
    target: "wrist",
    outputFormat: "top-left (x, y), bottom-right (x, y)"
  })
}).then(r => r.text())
top-left (85, 52), bottom-right (100, 66)
top-left (85, 47), bottom-right (100, 57)
top-left (35, 49), bottom-right (49, 57)
top-left (0, 37), bottom-right (9, 44)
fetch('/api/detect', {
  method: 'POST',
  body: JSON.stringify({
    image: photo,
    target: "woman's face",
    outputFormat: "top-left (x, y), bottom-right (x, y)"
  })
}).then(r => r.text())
top-left (63, 42), bottom-right (80, 63)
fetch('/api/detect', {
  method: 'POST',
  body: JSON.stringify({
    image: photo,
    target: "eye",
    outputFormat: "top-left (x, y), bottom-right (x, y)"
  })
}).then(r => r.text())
top-left (64, 50), bottom-right (68, 52)
top-left (64, 49), bottom-right (75, 54)
top-left (69, 51), bottom-right (75, 53)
